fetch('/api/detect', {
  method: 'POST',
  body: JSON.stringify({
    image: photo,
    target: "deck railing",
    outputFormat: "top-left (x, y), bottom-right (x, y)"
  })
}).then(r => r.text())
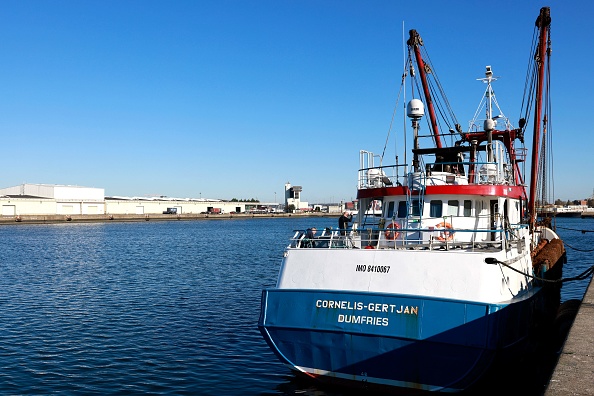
top-left (290, 222), bottom-right (528, 251)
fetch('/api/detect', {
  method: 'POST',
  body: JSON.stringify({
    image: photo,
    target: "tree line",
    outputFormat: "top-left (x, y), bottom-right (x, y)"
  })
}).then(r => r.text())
top-left (554, 198), bottom-right (594, 207)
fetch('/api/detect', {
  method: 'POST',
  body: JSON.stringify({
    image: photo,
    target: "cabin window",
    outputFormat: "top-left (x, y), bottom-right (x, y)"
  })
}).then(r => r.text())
top-left (447, 200), bottom-right (459, 216)
top-left (397, 201), bottom-right (407, 218)
top-left (386, 201), bottom-right (395, 218)
top-left (370, 200), bottom-right (382, 216)
top-left (478, 200), bottom-right (488, 216)
top-left (464, 200), bottom-right (472, 216)
top-left (411, 200), bottom-right (421, 217)
top-left (430, 200), bottom-right (442, 217)
top-left (516, 201), bottom-right (521, 222)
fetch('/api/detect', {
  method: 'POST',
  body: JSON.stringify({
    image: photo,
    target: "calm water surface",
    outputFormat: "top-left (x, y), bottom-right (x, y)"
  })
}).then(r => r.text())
top-left (0, 217), bottom-right (591, 395)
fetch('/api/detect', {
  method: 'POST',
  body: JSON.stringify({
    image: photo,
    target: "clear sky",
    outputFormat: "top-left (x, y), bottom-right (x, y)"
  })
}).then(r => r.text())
top-left (1, 1), bottom-right (591, 203)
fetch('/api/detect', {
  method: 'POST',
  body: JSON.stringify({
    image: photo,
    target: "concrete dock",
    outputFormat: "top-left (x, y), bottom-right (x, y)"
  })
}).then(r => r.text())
top-left (0, 212), bottom-right (333, 225)
top-left (545, 275), bottom-right (594, 395)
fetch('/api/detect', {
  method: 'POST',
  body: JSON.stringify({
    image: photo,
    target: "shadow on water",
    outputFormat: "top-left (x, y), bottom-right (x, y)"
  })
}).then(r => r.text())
top-left (257, 350), bottom-right (560, 396)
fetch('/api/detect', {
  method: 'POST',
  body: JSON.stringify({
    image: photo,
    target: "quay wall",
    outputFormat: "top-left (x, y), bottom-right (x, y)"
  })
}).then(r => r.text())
top-left (1, 196), bottom-right (269, 217)
top-left (1, 211), bottom-right (333, 225)
top-left (545, 275), bottom-right (594, 395)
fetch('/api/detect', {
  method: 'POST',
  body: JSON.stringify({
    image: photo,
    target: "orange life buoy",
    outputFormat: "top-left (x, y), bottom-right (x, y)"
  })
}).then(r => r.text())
top-left (435, 222), bottom-right (454, 241)
top-left (384, 222), bottom-right (400, 240)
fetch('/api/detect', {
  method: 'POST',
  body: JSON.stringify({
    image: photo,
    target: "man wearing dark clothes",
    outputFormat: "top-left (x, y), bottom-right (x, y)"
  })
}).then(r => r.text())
top-left (338, 211), bottom-right (352, 235)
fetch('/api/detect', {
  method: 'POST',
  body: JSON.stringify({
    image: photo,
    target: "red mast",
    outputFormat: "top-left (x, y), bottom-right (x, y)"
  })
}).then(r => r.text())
top-left (407, 30), bottom-right (442, 149)
top-left (528, 7), bottom-right (551, 231)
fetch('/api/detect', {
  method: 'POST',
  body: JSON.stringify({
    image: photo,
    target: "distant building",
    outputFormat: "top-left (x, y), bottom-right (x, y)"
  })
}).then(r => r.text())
top-left (0, 183), bottom-right (248, 216)
top-left (285, 182), bottom-right (309, 211)
top-left (0, 183), bottom-right (105, 215)
top-left (0, 183), bottom-right (291, 217)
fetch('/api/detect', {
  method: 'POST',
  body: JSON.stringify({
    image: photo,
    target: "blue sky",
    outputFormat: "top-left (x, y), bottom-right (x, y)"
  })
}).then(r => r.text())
top-left (1, 1), bottom-right (591, 203)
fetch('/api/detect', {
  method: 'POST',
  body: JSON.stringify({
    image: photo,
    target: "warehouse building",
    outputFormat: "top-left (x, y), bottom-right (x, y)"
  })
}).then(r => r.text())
top-left (0, 184), bottom-right (105, 216)
top-left (0, 184), bottom-right (252, 216)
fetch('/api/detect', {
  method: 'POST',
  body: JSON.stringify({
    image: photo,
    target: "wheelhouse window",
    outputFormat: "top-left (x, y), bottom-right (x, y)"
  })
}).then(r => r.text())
top-left (447, 200), bottom-right (459, 216)
top-left (412, 200), bottom-right (423, 216)
top-left (429, 200), bottom-right (442, 218)
top-left (386, 201), bottom-right (395, 218)
top-left (397, 201), bottom-right (407, 218)
top-left (464, 200), bottom-right (472, 216)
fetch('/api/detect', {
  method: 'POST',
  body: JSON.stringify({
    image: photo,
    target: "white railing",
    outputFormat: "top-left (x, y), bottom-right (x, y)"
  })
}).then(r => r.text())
top-left (289, 220), bottom-right (528, 251)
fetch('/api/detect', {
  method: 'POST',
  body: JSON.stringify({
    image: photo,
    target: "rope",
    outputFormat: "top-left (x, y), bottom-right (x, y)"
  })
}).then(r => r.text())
top-left (488, 258), bottom-right (594, 284)
top-left (555, 225), bottom-right (594, 233)
top-left (381, 69), bottom-right (406, 161)
top-left (563, 241), bottom-right (594, 252)
top-left (553, 226), bottom-right (594, 251)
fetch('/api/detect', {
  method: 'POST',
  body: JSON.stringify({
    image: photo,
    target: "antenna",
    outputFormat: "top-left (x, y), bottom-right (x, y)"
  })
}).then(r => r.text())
top-left (402, 20), bottom-right (407, 173)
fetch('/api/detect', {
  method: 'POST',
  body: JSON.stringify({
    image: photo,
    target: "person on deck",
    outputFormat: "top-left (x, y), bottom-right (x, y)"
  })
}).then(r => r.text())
top-left (338, 211), bottom-right (352, 236)
top-left (302, 227), bottom-right (317, 248)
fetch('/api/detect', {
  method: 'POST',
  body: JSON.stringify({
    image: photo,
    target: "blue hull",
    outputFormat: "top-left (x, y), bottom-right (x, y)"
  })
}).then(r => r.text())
top-left (258, 289), bottom-right (543, 392)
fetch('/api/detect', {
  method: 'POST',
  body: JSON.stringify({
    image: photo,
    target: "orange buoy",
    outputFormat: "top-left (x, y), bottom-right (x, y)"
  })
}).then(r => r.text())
top-left (384, 222), bottom-right (400, 240)
top-left (435, 222), bottom-right (454, 241)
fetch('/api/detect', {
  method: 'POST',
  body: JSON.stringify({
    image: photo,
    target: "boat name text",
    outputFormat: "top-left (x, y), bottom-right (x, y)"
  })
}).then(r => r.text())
top-left (315, 299), bottom-right (418, 327)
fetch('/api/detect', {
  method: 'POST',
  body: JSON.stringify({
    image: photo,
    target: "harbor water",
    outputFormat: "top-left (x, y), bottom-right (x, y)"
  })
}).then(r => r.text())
top-left (0, 217), bottom-right (591, 395)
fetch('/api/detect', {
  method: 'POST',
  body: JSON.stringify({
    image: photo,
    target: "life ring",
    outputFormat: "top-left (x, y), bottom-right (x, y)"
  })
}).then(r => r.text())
top-left (384, 222), bottom-right (400, 240)
top-left (435, 222), bottom-right (454, 241)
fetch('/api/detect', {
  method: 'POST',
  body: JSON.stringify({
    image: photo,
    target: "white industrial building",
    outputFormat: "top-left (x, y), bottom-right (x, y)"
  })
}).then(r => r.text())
top-left (0, 183), bottom-right (254, 216)
top-left (1, 183), bottom-right (334, 218)
top-left (0, 184), bottom-right (105, 216)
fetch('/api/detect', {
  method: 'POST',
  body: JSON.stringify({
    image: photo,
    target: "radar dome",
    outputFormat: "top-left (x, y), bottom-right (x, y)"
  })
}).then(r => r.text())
top-left (407, 99), bottom-right (424, 119)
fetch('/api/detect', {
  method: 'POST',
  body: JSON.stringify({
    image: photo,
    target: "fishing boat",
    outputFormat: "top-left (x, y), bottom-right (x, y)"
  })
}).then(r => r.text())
top-left (259, 7), bottom-right (565, 393)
